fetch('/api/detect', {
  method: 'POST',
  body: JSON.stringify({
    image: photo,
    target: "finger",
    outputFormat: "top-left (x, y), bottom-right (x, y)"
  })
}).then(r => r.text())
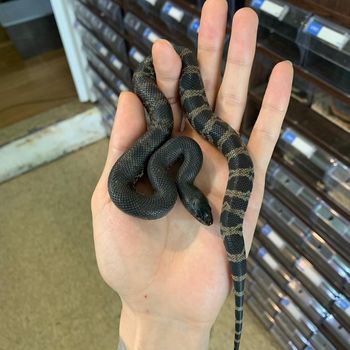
top-left (243, 179), bottom-right (265, 256)
top-left (93, 91), bottom-right (147, 203)
top-left (248, 61), bottom-right (294, 175)
top-left (197, 0), bottom-right (227, 108)
top-left (215, 8), bottom-right (258, 131)
top-left (152, 39), bottom-right (183, 132)
top-left (242, 61), bottom-right (293, 255)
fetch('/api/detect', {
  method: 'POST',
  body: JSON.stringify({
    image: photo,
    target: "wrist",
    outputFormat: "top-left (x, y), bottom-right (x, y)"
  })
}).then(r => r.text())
top-left (119, 302), bottom-right (211, 350)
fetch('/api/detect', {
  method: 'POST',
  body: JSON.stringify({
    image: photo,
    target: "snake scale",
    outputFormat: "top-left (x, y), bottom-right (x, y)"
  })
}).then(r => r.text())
top-left (108, 45), bottom-right (254, 350)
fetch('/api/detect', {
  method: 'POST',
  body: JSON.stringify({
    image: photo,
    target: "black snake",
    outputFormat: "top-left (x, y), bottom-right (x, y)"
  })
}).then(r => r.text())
top-left (108, 45), bottom-right (254, 350)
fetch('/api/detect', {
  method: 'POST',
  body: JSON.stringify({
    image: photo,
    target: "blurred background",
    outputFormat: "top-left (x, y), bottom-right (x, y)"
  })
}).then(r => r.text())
top-left (0, 0), bottom-right (349, 349)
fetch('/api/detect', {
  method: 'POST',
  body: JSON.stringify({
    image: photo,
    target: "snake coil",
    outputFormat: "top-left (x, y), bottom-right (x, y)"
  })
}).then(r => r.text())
top-left (108, 45), bottom-right (254, 350)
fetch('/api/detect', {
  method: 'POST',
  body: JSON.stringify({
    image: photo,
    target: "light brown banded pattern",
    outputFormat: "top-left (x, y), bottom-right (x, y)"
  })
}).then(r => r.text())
top-left (175, 45), bottom-right (254, 350)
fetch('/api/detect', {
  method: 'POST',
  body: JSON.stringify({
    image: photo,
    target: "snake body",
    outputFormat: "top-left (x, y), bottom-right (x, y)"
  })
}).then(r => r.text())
top-left (108, 45), bottom-right (254, 350)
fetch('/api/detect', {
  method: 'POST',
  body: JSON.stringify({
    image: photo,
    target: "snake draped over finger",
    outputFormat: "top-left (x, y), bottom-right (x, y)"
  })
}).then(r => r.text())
top-left (108, 45), bottom-right (254, 350)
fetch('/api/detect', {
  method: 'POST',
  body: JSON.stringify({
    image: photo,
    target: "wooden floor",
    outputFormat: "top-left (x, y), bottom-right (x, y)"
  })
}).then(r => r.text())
top-left (0, 35), bottom-right (78, 129)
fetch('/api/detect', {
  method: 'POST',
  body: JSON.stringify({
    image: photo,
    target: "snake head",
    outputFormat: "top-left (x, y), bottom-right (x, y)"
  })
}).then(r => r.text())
top-left (179, 188), bottom-right (213, 226)
top-left (191, 198), bottom-right (213, 226)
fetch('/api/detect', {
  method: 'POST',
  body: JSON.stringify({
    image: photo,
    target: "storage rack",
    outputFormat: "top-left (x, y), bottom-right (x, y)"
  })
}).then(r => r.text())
top-left (71, 0), bottom-right (350, 349)
top-left (71, 0), bottom-right (207, 128)
top-left (244, 0), bottom-right (350, 349)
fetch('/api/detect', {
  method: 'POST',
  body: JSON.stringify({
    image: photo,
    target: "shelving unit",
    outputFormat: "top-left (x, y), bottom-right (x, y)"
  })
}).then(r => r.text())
top-left (69, 0), bottom-right (208, 128)
top-left (244, 1), bottom-right (350, 349)
top-left (68, 0), bottom-right (350, 348)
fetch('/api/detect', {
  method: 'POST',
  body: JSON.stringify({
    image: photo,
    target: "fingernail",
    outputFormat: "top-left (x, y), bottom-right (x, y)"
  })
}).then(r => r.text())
top-left (155, 39), bottom-right (170, 47)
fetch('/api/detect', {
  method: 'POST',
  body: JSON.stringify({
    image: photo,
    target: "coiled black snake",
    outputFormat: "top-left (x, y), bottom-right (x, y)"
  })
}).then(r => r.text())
top-left (108, 45), bottom-right (254, 350)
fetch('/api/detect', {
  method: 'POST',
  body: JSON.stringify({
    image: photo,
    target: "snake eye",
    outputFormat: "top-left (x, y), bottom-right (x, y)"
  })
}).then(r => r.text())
top-left (178, 187), bottom-right (213, 226)
top-left (191, 198), bottom-right (213, 226)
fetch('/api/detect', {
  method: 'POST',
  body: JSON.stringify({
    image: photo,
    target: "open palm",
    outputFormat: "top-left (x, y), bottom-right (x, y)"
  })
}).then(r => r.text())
top-left (91, 1), bottom-right (293, 347)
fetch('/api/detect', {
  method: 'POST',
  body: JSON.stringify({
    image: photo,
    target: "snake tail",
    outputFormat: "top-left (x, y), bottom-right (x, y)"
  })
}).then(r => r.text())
top-left (175, 45), bottom-right (254, 350)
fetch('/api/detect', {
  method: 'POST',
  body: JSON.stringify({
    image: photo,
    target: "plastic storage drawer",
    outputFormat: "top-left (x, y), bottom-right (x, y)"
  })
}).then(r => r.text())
top-left (74, 1), bottom-right (128, 61)
top-left (250, 0), bottom-right (311, 64)
top-left (92, 0), bottom-right (124, 27)
top-left (297, 16), bottom-right (350, 95)
top-left (160, 2), bottom-right (195, 36)
top-left (278, 127), bottom-right (350, 215)
top-left (124, 12), bottom-right (163, 51)
top-left (77, 23), bottom-right (132, 84)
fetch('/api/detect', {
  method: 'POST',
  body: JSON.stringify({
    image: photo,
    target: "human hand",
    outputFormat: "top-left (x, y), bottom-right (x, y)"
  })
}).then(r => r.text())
top-left (91, 1), bottom-right (293, 349)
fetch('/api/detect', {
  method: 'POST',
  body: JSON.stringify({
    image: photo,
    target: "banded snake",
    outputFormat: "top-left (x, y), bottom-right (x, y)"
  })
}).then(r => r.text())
top-left (108, 45), bottom-right (254, 350)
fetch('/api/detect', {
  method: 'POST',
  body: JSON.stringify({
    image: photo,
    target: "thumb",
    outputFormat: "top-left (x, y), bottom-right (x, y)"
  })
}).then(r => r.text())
top-left (105, 91), bottom-right (146, 172)
top-left (92, 91), bottom-right (146, 211)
